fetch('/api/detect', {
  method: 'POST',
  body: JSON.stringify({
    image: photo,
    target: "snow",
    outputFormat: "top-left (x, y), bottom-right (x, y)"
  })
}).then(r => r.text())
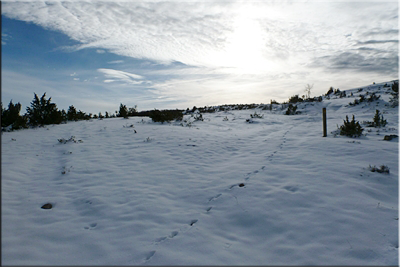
top-left (2, 82), bottom-right (398, 265)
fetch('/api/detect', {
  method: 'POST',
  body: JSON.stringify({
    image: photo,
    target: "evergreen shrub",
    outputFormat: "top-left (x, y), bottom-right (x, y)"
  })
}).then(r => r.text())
top-left (339, 115), bottom-right (363, 137)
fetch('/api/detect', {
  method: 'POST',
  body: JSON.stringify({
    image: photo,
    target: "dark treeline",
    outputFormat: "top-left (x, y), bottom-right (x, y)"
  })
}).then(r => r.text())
top-left (1, 93), bottom-right (146, 131)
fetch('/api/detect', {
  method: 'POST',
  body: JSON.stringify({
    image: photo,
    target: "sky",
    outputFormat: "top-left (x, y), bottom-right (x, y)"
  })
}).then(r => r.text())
top-left (1, 0), bottom-right (399, 114)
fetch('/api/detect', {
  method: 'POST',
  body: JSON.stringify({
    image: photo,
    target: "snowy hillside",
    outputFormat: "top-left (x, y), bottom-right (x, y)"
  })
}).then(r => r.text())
top-left (2, 81), bottom-right (398, 265)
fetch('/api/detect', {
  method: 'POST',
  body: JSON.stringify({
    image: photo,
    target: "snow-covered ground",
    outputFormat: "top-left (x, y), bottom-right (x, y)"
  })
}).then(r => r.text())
top-left (2, 82), bottom-right (398, 265)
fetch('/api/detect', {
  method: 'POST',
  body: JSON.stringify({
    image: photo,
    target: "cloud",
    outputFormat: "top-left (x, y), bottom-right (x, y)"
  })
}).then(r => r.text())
top-left (2, 1), bottom-right (397, 76)
top-left (97, 68), bottom-right (146, 85)
top-left (310, 51), bottom-right (398, 76)
top-left (363, 29), bottom-right (399, 37)
top-left (2, 33), bottom-right (10, 45)
top-left (96, 49), bottom-right (106, 54)
top-left (108, 60), bottom-right (124, 64)
top-left (1, 1), bottom-right (398, 111)
top-left (356, 40), bottom-right (398, 45)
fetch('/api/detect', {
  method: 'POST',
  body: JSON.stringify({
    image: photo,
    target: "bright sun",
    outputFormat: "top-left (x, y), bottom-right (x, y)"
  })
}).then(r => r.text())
top-left (214, 8), bottom-right (274, 75)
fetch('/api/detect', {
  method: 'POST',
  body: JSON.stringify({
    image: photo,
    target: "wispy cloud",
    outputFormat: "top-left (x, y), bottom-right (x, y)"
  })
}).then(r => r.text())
top-left (2, 33), bottom-right (10, 45)
top-left (108, 60), bottom-right (124, 64)
top-left (97, 68), bottom-right (146, 85)
top-left (356, 40), bottom-right (398, 45)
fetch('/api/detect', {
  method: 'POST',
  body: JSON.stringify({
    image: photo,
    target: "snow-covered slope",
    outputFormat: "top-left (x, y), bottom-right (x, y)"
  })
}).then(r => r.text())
top-left (2, 81), bottom-right (398, 265)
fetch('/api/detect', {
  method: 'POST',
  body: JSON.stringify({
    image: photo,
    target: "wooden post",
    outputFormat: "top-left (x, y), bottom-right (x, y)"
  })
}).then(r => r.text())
top-left (322, 108), bottom-right (327, 137)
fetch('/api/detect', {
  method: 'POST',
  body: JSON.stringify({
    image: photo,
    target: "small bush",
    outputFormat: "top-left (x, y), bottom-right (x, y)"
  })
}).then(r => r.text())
top-left (288, 95), bottom-right (303, 104)
top-left (349, 93), bottom-right (374, 106)
top-left (369, 165), bottom-right (390, 174)
top-left (250, 112), bottom-right (263, 118)
top-left (364, 110), bottom-right (387, 127)
top-left (144, 137), bottom-right (153, 142)
top-left (374, 110), bottom-right (387, 127)
top-left (180, 120), bottom-right (193, 127)
top-left (285, 104), bottom-right (298, 115)
top-left (326, 87), bottom-right (334, 96)
top-left (58, 136), bottom-right (83, 144)
top-left (333, 88), bottom-right (341, 96)
top-left (389, 80), bottom-right (399, 107)
top-left (192, 113), bottom-right (204, 121)
top-left (339, 115), bottom-right (363, 137)
top-left (149, 109), bottom-right (183, 123)
top-left (367, 92), bottom-right (380, 102)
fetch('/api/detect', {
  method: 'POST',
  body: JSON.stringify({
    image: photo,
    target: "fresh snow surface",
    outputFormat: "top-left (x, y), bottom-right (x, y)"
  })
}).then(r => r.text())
top-left (2, 82), bottom-right (399, 265)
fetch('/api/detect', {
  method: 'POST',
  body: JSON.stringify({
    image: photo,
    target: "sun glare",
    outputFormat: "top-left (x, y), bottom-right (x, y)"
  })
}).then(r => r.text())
top-left (209, 7), bottom-right (276, 75)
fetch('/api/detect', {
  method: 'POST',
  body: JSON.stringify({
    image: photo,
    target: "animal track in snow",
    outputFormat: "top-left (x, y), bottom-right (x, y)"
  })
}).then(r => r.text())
top-left (208, 193), bottom-right (222, 202)
top-left (148, 128), bottom-right (295, 256)
top-left (154, 236), bottom-right (167, 242)
top-left (283, 185), bottom-right (299, 192)
top-left (154, 230), bottom-right (179, 244)
top-left (145, 250), bottom-right (156, 261)
top-left (169, 231), bottom-right (179, 238)
top-left (230, 183), bottom-right (245, 189)
top-left (84, 222), bottom-right (97, 230)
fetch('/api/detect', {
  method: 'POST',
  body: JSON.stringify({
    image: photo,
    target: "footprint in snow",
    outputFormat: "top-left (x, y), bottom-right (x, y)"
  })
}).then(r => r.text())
top-left (206, 207), bottom-right (212, 212)
top-left (283, 185), bottom-right (298, 192)
top-left (230, 183), bottom-right (245, 189)
top-left (154, 231), bottom-right (179, 244)
top-left (190, 219), bottom-right (198, 226)
top-left (208, 194), bottom-right (222, 202)
top-left (84, 222), bottom-right (97, 230)
top-left (154, 236), bottom-right (167, 243)
top-left (145, 251), bottom-right (156, 261)
top-left (169, 231), bottom-right (178, 238)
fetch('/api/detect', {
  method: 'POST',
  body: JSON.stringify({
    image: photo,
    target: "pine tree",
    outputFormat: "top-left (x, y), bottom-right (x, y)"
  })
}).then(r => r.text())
top-left (372, 109), bottom-right (387, 127)
top-left (1, 100), bottom-right (28, 130)
top-left (67, 105), bottom-right (78, 121)
top-left (118, 103), bottom-right (129, 118)
top-left (26, 93), bottom-right (62, 126)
